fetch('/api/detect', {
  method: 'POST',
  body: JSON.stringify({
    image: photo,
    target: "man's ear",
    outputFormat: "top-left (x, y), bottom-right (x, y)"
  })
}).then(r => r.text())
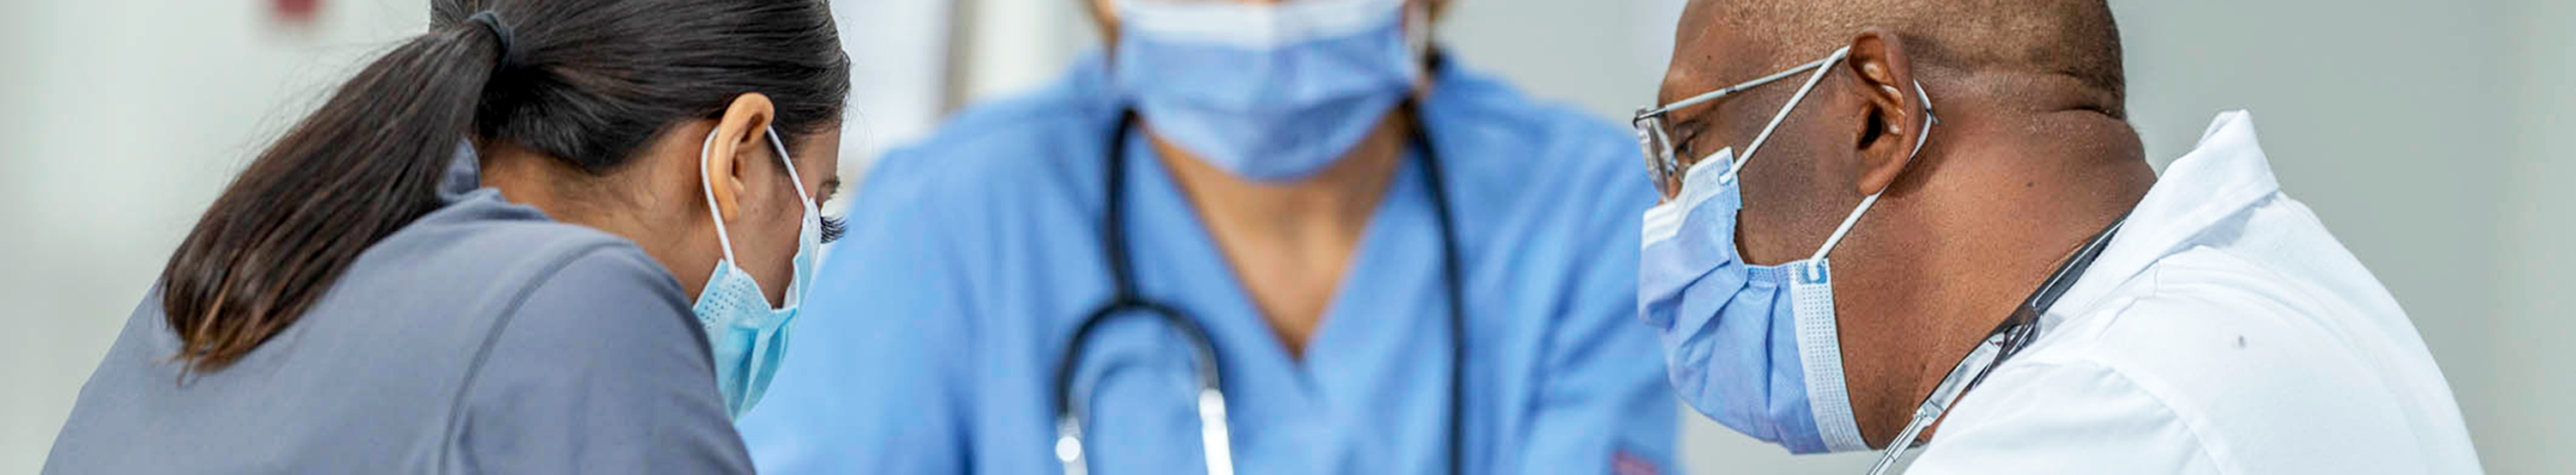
top-left (1845, 27), bottom-right (1927, 198)
top-left (703, 93), bottom-right (777, 222)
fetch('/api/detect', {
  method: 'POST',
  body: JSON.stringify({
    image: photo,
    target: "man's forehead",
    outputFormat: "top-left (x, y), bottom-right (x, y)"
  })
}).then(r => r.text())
top-left (1662, 4), bottom-right (1787, 104)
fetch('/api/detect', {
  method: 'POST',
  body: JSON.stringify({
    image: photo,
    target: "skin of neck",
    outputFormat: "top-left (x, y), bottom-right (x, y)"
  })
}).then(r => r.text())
top-left (1150, 107), bottom-right (1413, 357)
top-left (1838, 70), bottom-right (2158, 445)
top-left (477, 137), bottom-right (724, 299)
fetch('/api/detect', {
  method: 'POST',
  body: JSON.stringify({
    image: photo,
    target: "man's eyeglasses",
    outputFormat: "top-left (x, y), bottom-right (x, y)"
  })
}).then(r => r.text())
top-left (1631, 48), bottom-right (1849, 198)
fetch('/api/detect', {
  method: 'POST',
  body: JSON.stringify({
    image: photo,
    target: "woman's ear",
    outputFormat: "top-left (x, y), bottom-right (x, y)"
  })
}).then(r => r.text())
top-left (1845, 27), bottom-right (1927, 198)
top-left (703, 93), bottom-right (777, 222)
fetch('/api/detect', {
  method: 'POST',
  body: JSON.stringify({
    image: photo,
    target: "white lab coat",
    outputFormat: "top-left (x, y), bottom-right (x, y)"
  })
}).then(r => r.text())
top-left (1906, 111), bottom-right (2483, 474)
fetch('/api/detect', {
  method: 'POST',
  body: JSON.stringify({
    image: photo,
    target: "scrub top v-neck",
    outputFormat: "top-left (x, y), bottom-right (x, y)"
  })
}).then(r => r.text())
top-left (1084, 125), bottom-right (1458, 472)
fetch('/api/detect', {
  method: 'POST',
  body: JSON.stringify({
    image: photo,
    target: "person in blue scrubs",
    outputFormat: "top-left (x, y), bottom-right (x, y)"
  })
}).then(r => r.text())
top-left (737, 0), bottom-right (1674, 473)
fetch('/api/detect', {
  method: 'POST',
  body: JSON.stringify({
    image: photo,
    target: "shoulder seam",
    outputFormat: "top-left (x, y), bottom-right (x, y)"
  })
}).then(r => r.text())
top-left (432, 240), bottom-right (631, 473)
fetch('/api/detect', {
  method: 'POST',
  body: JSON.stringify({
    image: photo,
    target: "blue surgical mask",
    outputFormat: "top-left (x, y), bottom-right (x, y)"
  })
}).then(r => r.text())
top-left (693, 125), bottom-right (819, 419)
top-left (1109, 0), bottom-right (1425, 181)
top-left (1637, 47), bottom-right (1935, 454)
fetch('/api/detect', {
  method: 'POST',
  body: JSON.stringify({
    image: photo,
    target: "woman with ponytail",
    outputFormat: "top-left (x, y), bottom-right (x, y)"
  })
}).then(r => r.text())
top-left (44, 0), bottom-right (848, 472)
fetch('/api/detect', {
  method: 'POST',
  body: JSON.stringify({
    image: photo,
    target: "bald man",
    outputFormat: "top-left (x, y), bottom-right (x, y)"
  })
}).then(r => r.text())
top-left (1631, 1), bottom-right (2481, 473)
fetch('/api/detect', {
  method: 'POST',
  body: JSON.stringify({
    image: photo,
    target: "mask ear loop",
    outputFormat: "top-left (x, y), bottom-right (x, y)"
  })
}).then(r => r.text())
top-left (1722, 46), bottom-right (1851, 185)
top-left (701, 130), bottom-right (741, 265)
top-left (764, 125), bottom-right (817, 302)
top-left (1804, 81), bottom-right (1939, 279)
top-left (698, 125), bottom-right (816, 266)
top-left (767, 125), bottom-right (816, 214)
top-left (1645, 48), bottom-right (1850, 249)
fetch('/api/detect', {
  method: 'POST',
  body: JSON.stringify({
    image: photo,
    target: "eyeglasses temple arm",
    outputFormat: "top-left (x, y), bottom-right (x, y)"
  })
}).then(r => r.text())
top-left (1637, 52), bottom-right (1844, 119)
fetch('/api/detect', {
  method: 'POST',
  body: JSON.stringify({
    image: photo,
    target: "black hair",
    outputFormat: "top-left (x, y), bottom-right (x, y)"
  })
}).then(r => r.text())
top-left (159, 0), bottom-right (850, 373)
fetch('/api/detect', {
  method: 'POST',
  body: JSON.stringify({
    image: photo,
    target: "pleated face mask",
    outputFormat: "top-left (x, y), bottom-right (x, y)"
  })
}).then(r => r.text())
top-left (692, 125), bottom-right (820, 419)
top-left (1109, 0), bottom-right (1425, 181)
top-left (1637, 46), bottom-right (1937, 454)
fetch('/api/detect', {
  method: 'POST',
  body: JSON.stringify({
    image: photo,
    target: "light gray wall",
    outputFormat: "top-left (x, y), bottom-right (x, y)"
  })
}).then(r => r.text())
top-left (2490, 2), bottom-right (2575, 474)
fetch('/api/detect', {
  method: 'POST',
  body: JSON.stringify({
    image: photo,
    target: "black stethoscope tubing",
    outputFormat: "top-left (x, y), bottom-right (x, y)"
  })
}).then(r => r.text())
top-left (1052, 103), bottom-right (1467, 475)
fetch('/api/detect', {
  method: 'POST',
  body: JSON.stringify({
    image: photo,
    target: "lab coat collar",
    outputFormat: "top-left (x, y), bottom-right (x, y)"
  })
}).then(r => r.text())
top-left (2045, 110), bottom-right (2281, 323)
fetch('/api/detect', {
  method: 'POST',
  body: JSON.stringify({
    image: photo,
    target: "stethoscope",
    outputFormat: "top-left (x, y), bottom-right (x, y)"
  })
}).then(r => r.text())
top-left (1052, 104), bottom-right (1468, 475)
top-left (1862, 215), bottom-right (2127, 475)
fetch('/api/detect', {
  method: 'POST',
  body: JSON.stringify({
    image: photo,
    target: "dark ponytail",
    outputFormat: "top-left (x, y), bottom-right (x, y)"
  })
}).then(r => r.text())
top-left (161, 0), bottom-right (849, 373)
top-left (161, 18), bottom-right (501, 373)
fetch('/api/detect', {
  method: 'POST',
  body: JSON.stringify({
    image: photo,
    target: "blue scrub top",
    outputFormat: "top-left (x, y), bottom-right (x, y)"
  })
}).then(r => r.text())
top-left (738, 55), bottom-right (1674, 474)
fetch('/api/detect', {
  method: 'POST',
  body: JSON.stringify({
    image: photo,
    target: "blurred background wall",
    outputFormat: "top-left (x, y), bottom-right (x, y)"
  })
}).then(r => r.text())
top-left (2, 0), bottom-right (2563, 473)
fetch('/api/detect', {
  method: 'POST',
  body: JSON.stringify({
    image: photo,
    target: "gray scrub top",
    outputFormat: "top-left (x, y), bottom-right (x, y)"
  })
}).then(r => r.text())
top-left (44, 150), bottom-right (752, 474)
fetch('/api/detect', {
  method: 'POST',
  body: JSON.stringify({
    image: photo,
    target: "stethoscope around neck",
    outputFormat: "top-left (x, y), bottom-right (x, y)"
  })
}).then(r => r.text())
top-left (1052, 103), bottom-right (1467, 475)
top-left (1862, 214), bottom-right (2126, 475)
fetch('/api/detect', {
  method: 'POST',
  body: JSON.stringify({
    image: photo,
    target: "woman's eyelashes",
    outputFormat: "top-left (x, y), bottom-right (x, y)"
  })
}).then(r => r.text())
top-left (820, 215), bottom-right (848, 243)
